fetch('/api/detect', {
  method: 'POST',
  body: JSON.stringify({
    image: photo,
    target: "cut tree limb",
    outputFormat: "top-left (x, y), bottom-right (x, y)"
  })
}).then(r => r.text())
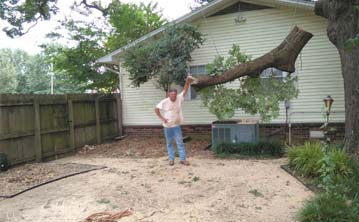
top-left (191, 26), bottom-right (313, 90)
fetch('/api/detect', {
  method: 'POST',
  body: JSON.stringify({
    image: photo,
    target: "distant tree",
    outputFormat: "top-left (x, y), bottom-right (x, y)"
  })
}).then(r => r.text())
top-left (0, 48), bottom-right (82, 94)
top-left (0, 49), bottom-right (18, 93)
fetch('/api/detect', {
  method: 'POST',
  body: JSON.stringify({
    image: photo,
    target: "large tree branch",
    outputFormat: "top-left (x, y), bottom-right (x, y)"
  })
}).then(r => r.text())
top-left (192, 26), bottom-right (313, 90)
top-left (77, 0), bottom-right (110, 16)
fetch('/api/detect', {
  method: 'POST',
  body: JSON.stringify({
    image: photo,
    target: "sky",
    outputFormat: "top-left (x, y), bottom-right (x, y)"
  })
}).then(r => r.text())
top-left (0, 0), bottom-right (195, 54)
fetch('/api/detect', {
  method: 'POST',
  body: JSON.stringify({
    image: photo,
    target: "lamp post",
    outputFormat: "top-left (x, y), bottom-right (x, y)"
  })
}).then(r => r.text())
top-left (323, 96), bottom-right (334, 149)
top-left (323, 95), bottom-right (334, 125)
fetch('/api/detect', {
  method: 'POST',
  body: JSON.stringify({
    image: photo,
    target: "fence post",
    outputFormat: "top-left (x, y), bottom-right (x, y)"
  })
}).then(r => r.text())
top-left (95, 97), bottom-right (101, 144)
top-left (34, 99), bottom-right (42, 162)
top-left (115, 94), bottom-right (123, 136)
top-left (68, 99), bottom-right (76, 152)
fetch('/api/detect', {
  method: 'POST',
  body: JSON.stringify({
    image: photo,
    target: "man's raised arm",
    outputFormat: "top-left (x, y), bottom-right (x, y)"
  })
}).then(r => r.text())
top-left (181, 76), bottom-right (197, 96)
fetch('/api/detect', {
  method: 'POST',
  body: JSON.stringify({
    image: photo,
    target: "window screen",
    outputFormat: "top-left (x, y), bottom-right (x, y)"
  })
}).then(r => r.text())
top-left (189, 65), bottom-right (208, 75)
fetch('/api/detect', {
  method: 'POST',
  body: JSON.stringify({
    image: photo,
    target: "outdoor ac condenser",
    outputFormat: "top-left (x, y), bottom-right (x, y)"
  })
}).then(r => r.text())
top-left (211, 119), bottom-right (259, 146)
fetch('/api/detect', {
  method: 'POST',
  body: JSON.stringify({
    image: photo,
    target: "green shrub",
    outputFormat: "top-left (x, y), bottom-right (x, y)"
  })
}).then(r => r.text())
top-left (292, 144), bottom-right (359, 222)
top-left (288, 142), bottom-right (324, 178)
top-left (298, 193), bottom-right (357, 222)
top-left (318, 148), bottom-right (353, 192)
top-left (212, 141), bottom-right (284, 157)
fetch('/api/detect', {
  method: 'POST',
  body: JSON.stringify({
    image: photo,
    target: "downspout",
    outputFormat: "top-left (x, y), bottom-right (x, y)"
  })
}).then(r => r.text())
top-left (104, 62), bottom-right (124, 136)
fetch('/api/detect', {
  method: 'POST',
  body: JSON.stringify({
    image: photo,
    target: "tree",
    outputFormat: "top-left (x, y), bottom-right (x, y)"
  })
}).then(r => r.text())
top-left (0, 49), bottom-right (17, 93)
top-left (0, 0), bottom-right (58, 37)
top-left (45, 1), bottom-right (165, 92)
top-left (0, 0), bottom-right (116, 38)
top-left (199, 45), bottom-right (298, 121)
top-left (123, 23), bottom-right (205, 93)
top-left (192, 27), bottom-right (312, 89)
top-left (123, 25), bottom-right (309, 121)
top-left (21, 54), bottom-right (51, 94)
top-left (314, 0), bottom-right (359, 155)
top-left (0, 48), bottom-right (82, 94)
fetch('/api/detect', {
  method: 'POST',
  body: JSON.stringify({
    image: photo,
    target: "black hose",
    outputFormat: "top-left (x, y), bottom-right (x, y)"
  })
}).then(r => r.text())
top-left (0, 166), bottom-right (106, 198)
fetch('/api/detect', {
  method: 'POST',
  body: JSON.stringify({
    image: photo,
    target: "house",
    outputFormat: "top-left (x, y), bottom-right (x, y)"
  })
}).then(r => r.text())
top-left (97, 0), bottom-right (345, 142)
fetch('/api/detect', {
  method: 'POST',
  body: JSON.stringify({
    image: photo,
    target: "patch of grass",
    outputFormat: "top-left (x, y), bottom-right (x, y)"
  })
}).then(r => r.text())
top-left (212, 141), bottom-right (284, 158)
top-left (298, 193), bottom-right (357, 222)
top-left (97, 198), bottom-right (110, 204)
top-left (192, 176), bottom-right (200, 182)
top-left (178, 180), bottom-right (191, 185)
top-left (249, 189), bottom-right (264, 198)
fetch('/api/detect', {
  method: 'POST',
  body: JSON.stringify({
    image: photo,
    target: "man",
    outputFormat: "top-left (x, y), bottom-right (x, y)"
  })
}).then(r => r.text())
top-left (155, 76), bottom-right (195, 166)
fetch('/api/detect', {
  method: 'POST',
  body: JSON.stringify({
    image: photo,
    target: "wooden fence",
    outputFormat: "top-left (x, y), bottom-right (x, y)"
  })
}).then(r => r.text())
top-left (0, 94), bottom-right (122, 165)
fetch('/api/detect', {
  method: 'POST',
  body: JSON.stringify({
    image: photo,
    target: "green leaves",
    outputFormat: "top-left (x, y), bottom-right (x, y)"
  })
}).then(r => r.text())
top-left (0, 48), bottom-right (83, 94)
top-left (345, 34), bottom-right (359, 51)
top-left (1, 0), bottom-right (59, 37)
top-left (123, 23), bottom-right (205, 92)
top-left (43, 1), bottom-right (165, 93)
top-left (199, 44), bottom-right (298, 121)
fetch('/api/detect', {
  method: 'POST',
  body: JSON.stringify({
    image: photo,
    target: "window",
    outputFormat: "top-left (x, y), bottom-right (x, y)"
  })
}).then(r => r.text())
top-left (179, 85), bottom-right (197, 101)
top-left (260, 67), bottom-right (287, 80)
top-left (183, 65), bottom-right (208, 100)
top-left (189, 65), bottom-right (208, 76)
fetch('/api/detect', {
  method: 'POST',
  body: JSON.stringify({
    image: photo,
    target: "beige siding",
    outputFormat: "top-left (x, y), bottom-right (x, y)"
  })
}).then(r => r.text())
top-left (120, 7), bottom-right (344, 126)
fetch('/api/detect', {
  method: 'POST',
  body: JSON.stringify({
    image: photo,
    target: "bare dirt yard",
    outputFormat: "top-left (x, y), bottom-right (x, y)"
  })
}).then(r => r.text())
top-left (0, 136), bottom-right (313, 222)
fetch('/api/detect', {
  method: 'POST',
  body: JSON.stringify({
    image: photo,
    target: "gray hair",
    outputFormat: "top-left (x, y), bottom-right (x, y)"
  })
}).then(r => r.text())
top-left (168, 89), bottom-right (178, 93)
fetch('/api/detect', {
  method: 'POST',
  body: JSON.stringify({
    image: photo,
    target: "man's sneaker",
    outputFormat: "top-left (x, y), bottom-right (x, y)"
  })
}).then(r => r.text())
top-left (180, 160), bottom-right (190, 166)
top-left (169, 160), bottom-right (174, 166)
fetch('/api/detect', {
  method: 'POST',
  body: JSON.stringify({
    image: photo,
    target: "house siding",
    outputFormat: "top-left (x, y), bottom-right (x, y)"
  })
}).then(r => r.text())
top-left (119, 6), bottom-right (344, 127)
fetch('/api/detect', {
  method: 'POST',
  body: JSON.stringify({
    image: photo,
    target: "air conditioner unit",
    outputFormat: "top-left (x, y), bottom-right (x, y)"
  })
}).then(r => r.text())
top-left (212, 119), bottom-right (259, 146)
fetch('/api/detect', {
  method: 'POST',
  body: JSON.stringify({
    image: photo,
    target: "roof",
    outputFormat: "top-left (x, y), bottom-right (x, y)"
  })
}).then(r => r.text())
top-left (97, 0), bottom-right (315, 64)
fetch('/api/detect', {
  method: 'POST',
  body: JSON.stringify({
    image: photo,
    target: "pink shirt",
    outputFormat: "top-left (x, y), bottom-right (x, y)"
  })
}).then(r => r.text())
top-left (156, 92), bottom-right (184, 128)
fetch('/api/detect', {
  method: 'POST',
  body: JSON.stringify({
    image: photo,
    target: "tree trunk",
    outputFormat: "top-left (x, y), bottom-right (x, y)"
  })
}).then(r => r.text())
top-left (192, 26), bottom-right (313, 90)
top-left (315, 0), bottom-right (359, 156)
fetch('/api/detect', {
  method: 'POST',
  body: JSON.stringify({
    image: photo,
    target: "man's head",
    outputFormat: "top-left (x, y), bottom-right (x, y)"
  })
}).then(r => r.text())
top-left (168, 89), bottom-right (178, 101)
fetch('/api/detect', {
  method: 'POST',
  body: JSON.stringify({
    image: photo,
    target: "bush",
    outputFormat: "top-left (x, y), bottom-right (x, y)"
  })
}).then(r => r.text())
top-left (288, 142), bottom-right (324, 178)
top-left (212, 141), bottom-right (284, 157)
top-left (292, 143), bottom-right (359, 222)
top-left (298, 193), bottom-right (357, 222)
top-left (318, 148), bottom-right (353, 192)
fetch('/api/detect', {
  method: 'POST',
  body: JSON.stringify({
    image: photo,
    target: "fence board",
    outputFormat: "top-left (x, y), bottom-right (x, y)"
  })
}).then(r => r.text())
top-left (0, 94), bottom-right (122, 165)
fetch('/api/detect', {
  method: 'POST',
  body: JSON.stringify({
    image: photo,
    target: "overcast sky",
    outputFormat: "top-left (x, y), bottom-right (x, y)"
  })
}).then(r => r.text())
top-left (0, 0), bottom-right (194, 54)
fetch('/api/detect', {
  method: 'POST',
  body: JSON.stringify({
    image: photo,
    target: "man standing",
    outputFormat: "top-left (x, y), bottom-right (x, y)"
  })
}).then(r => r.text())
top-left (155, 76), bottom-right (195, 166)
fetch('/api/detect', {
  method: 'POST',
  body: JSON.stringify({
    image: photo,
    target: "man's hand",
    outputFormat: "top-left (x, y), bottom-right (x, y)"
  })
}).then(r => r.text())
top-left (182, 75), bottom-right (198, 96)
top-left (161, 117), bottom-right (169, 124)
top-left (186, 75), bottom-right (197, 84)
top-left (155, 107), bottom-right (168, 124)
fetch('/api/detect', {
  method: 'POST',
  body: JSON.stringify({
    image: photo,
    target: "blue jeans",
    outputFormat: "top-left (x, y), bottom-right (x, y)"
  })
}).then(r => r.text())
top-left (163, 126), bottom-right (186, 161)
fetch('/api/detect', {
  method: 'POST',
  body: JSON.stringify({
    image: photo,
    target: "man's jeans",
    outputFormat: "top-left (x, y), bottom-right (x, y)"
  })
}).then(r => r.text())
top-left (163, 126), bottom-right (186, 161)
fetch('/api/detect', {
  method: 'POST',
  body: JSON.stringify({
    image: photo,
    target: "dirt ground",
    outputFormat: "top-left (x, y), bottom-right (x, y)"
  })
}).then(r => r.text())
top-left (0, 136), bottom-right (313, 222)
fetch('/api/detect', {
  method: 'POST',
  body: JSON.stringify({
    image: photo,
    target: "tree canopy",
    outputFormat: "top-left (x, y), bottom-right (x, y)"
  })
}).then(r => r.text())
top-left (44, 1), bottom-right (165, 92)
top-left (123, 23), bottom-right (205, 92)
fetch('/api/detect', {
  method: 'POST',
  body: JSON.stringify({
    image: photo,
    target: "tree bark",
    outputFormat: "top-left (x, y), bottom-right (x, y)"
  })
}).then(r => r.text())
top-left (191, 26), bottom-right (313, 90)
top-left (315, 0), bottom-right (359, 156)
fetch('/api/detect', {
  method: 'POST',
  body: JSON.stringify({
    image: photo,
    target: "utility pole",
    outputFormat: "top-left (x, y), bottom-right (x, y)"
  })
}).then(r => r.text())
top-left (50, 63), bottom-right (54, 94)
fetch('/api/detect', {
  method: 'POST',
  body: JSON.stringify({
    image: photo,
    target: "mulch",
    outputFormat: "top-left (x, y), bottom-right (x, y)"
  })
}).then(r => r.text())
top-left (77, 135), bottom-right (213, 159)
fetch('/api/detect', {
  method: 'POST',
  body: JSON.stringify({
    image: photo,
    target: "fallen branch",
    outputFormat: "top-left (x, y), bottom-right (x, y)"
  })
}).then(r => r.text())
top-left (191, 26), bottom-right (313, 90)
top-left (85, 209), bottom-right (132, 222)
